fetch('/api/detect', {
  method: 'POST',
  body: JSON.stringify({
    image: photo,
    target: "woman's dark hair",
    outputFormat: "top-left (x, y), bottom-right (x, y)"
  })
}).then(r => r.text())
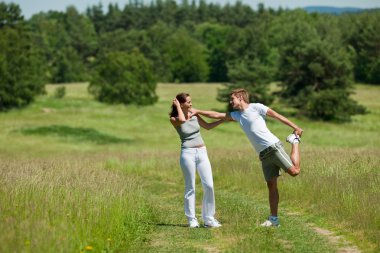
top-left (169, 93), bottom-right (189, 117)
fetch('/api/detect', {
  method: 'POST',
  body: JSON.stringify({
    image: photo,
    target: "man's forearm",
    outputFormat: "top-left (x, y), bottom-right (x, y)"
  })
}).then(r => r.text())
top-left (267, 108), bottom-right (303, 135)
top-left (278, 114), bottom-right (298, 129)
top-left (205, 119), bottom-right (225, 130)
top-left (196, 109), bottom-right (226, 119)
top-left (278, 115), bottom-right (303, 135)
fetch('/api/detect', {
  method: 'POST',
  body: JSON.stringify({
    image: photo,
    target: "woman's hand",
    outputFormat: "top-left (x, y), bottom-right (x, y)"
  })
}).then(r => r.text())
top-left (189, 108), bottom-right (198, 116)
top-left (172, 98), bottom-right (180, 107)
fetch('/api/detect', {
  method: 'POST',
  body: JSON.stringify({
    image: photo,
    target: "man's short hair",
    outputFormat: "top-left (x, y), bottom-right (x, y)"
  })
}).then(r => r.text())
top-left (230, 88), bottom-right (249, 103)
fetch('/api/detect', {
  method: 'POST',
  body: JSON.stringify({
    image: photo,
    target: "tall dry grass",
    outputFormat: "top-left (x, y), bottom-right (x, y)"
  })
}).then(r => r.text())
top-left (0, 156), bottom-right (156, 252)
top-left (0, 83), bottom-right (379, 252)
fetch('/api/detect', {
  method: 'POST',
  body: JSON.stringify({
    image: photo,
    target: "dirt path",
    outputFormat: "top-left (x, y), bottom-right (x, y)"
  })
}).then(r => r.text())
top-left (311, 225), bottom-right (361, 253)
top-left (136, 177), bottom-right (359, 252)
top-left (125, 162), bottom-right (362, 252)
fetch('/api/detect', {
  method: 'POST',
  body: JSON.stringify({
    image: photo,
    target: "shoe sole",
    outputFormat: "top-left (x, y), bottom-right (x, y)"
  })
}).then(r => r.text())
top-left (260, 224), bottom-right (280, 227)
top-left (204, 225), bottom-right (222, 228)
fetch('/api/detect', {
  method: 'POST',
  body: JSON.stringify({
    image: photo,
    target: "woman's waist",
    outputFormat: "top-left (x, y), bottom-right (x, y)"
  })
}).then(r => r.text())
top-left (182, 144), bottom-right (205, 149)
top-left (181, 144), bottom-right (206, 153)
top-left (180, 136), bottom-right (204, 148)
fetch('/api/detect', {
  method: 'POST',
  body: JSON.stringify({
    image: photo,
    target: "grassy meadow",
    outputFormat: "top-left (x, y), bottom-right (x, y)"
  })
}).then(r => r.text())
top-left (0, 83), bottom-right (379, 252)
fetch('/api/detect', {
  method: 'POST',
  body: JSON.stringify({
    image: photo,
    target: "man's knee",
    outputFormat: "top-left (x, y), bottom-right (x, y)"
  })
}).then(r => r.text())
top-left (287, 166), bottom-right (300, 177)
top-left (266, 177), bottom-right (278, 189)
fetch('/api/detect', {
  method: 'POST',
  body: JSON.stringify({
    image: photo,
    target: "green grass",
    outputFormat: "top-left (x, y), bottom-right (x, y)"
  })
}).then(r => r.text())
top-left (0, 82), bottom-right (379, 252)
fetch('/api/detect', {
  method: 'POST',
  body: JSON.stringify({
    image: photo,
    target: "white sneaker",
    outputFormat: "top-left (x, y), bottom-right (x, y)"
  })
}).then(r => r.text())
top-left (286, 133), bottom-right (301, 144)
top-left (204, 218), bottom-right (222, 228)
top-left (188, 218), bottom-right (200, 228)
top-left (260, 216), bottom-right (280, 227)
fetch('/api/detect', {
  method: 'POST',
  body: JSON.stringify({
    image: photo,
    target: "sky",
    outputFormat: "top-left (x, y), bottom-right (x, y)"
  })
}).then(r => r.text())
top-left (3, 0), bottom-right (380, 19)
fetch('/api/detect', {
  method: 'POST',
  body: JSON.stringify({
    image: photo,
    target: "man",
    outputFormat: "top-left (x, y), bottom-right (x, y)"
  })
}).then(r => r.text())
top-left (192, 88), bottom-right (303, 227)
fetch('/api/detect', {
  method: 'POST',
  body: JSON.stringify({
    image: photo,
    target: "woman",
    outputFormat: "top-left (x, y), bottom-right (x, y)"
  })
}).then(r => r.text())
top-left (170, 92), bottom-right (223, 228)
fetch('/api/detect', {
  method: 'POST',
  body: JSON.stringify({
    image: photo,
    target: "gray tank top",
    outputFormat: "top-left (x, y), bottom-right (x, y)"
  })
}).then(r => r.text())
top-left (175, 116), bottom-right (205, 148)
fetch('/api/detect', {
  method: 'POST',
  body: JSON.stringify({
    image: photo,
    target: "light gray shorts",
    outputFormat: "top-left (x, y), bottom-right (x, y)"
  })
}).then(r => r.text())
top-left (259, 142), bottom-right (293, 181)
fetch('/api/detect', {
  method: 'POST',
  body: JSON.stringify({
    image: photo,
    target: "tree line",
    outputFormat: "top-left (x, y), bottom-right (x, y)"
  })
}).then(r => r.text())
top-left (1, 1), bottom-right (379, 121)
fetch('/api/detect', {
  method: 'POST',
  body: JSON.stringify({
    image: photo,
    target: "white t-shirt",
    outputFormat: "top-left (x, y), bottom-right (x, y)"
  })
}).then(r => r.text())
top-left (230, 103), bottom-right (279, 154)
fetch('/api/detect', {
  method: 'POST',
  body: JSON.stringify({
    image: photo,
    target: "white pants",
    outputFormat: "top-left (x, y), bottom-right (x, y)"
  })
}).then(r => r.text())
top-left (180, 146), bottom-right (216, 222)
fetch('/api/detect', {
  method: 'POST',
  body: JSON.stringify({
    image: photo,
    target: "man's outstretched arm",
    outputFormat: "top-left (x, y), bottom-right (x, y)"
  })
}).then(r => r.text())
top-left (191, 108), bottom-right (233, 121)
top-left (266, 108), bottom-right (303, 136)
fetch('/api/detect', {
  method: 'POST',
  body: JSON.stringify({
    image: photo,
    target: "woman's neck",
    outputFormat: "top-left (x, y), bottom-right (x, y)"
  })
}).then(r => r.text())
top-left (182, 109), bottom-right (190, 119)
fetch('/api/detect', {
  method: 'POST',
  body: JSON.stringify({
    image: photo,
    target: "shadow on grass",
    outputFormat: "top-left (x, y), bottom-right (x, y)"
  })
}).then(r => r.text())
top-left (156, 223), bottom-right (213, 229)
top-left (156, 223), bottom-right (189, 228)
top-left (21, 125), bottom-right (133, 144)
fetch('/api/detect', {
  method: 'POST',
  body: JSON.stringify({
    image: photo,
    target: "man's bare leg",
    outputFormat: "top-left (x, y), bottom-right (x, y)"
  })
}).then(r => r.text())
top-left (267, 177), bottom-right (279, 216)
top-left (288, 143), bottom-right (300, 176)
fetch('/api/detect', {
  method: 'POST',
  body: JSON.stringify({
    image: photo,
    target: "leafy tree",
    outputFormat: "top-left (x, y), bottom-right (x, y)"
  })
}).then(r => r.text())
top-left (195, 22), bottom-right (231, 82)
top-left (98, 29), bottom-right (147, 53)
top-left (28, 9), bottom-right (93, 83)
top-left (217, 14), bottom-right (277, 109)
top-left (98, 24), bottom-right (173, 81)
top-left (51, 47), bottom-right (88, 83)
top-left (217, 59), bottom-right (275, 111)
top-left (86, 3), bottom-right (105, 33)
top-left (0, 2), bottom-right (23, 27)
top-left (0, 3), bottom-right (45, 111)
top-left (197, 0), bottom-right (209, 23)
top-left (174, 0), bottom-right (192, 26)
top-left (119, 0), bottom-right (152, 30)
top-left (159, 0), bottom-right (178, 26)
top-left (276, 17), bottom-right (366, 121)
top-left (164, 29), bottom-right (209, 82)
top-left (306, 89), bottom-right (366, 122)
top-left (146, 22), bottom-right (174, 81)
top-left (89, 49), bottom-right (158, 105)
top-left (27, 12), bottom-right (70, 81)
top-left (103, 3), bottom-right (122, 31)
top-left (219, 1), bottom-right (255, 26)
top-left (350, 12), bottom-right (380, 84)
top-left (64, 6), bottom-right (98, 61)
